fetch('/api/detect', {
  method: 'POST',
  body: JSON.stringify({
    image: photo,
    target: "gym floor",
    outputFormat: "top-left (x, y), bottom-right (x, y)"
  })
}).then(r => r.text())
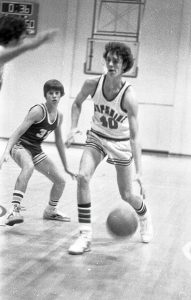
top-left (0, 140), bottom-right (191, 300)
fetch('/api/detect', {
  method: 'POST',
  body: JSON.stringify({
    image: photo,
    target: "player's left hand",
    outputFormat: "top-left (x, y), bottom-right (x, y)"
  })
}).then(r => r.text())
top-left (65, 169), bottom-right (78, 180)
top-left (134, 174), bottom-right (146, 199)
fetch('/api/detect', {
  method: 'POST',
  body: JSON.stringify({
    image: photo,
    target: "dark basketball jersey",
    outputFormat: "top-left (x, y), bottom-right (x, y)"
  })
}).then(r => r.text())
top-left (20, 103), bottom-right (59, 146)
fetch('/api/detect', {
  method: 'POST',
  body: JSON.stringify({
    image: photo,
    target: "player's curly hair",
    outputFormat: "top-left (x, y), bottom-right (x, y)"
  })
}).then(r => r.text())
top-left (43, 79), bottom-right (65, 97)
top-left (103, 42), bottom-right (134, 73)
top-left (0, 15), bottom-right (27, 45)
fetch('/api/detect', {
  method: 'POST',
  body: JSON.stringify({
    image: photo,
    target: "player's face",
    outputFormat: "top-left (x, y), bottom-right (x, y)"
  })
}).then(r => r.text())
top-left (46, 90), bottom-right (62, 104)
top-left (105, 52), bottom-right (124, 77)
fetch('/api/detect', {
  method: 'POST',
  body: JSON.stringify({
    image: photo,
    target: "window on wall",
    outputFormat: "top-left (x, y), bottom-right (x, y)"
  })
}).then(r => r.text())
top-left (84, 0), bottom-right (146, 78)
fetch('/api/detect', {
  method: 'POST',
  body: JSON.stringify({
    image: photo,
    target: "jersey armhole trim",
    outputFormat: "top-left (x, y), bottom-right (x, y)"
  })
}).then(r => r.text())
top-left (91, 75), bottom-right (103, 98)
top-left (120, 85), bottom-right (131, 113)
top-left (33, 103), bottom-right (46, 124)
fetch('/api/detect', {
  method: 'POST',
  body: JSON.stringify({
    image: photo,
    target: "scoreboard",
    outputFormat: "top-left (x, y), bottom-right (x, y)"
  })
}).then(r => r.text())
top-left (0, 1), bottom-right (39, 35)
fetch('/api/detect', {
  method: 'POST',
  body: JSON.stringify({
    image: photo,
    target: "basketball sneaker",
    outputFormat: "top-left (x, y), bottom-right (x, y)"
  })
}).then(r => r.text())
top-left (139, 211), bottom-right (153, 243)
top-left (5, 205), bottom-right (24, 226)
top-left (43, 207), bottom-right (70, 222)
top-left (68, 230), bottom-right (92, 255)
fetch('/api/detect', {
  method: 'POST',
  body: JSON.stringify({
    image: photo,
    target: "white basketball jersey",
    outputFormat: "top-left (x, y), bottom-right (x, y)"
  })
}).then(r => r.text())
top-left (91, 75), bottom-right (131, 140)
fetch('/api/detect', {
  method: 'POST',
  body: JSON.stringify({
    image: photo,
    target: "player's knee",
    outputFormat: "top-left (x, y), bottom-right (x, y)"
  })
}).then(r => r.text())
top-left (77, 172), bottom-right (91, 188)
top-left (120, 191), bottom-right (130, 201)
top-left (121, 192), bottom-right (135, 205)
top-left (60, 177), bottom-right (66, 189)
top-left (55, 176), bottom-right (65, 189)
top-left (23, 162), bottom-right (34, 178)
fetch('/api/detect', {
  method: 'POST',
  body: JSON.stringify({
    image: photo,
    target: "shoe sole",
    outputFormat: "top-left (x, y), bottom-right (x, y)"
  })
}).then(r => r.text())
top-left (43, 216), bottom-right (71, 222)
top-left (6, 218), bottom-right (24, 226)
top-left (68, 247), bottom-right (91, 255)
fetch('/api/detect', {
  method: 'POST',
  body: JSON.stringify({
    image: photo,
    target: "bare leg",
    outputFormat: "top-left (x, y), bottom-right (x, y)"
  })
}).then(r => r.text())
top-left (68, 147), bottom-right (104, 255)
top-left (6, 147), bottom-right (34, 226)
top-left (35, 157), bottom-right (69, 221)
top-left (115, 163), bottom-right (143, 210)
top-left (115, 163), bottom-right (153, 243)
top-left (77, 147), bottom-right (103, 205)
top-left (12, 147), bottom-right (34, 193)
top-left (35, 156), bottom-right (65, 202)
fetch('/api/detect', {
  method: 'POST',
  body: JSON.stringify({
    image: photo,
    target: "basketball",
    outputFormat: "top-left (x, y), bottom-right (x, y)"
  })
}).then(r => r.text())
top-left (106, 204), bottom-right (138, 238)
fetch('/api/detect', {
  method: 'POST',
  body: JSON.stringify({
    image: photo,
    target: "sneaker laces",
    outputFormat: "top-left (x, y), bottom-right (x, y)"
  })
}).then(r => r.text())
top-left (13, 204), bottom-right (21, 213)
top-left (46, 207), bottom-right (61, 215)
top-left (47, 209), bottom-right (67, 218)
top-left (71, 236), bottom-right (86, 249)
top-left (74, 231), bottom-right (90, 246)
top-left (7, 209), bottom-right (20, 219)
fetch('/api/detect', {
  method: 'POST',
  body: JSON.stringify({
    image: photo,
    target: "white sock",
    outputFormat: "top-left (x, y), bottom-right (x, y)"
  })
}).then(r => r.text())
top-left (47, 204), bottom-right (57, 212)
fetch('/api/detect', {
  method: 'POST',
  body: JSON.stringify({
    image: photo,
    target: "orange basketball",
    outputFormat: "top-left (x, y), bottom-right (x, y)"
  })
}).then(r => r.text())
top-left (106, 204), bottom-right (138, 238)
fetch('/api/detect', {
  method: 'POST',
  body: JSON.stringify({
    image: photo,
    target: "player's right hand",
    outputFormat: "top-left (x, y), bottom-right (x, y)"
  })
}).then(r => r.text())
top-left (65, 128), bottom-right (81, 148)
top-left (0, 153), bottom-right (10, 169)
top-left (40, 28), bottom-right (59, 43)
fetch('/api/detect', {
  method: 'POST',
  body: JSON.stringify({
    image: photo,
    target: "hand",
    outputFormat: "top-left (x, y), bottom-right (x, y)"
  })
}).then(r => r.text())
top-left (65, 128), bottom-right (81, 148)
top-left (133, 174), bottom-right (146, 199)
top-left (65, 169), bottom-right (78, 180)
top-left (28, 28), bottom-right (59, 49)
top-left (40, 28), bottom-right (59, 43)
top-left (0, 153), bottom-right (10, 169)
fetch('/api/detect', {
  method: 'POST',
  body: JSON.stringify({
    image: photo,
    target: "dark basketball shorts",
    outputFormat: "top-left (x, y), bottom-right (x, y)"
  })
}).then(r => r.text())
top-left (11, 140), bottom-right (47, 165)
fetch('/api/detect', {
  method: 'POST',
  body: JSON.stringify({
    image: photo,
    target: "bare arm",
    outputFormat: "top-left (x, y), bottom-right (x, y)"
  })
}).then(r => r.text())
top-left (0, 106), bottom-right (43, 168)
top-left (65, 78), bottom-right (99, 146)
top-left (54, 113), bottom-right (76, 179)
top-left (123, 87), bottom-right (145, 196)
top-left (124, 87), bottom-right (142, 175)
top-left (71, 79), bottom-right (98, 129)
top-left (0, 29), bottom-right (58, 65)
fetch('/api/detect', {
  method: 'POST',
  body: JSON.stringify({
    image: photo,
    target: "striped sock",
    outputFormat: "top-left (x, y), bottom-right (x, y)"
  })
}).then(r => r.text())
top-left (135, 201), bottom-right (147, 216)
top-left (78, 203), bottom-right (91, 224)
top-left (12, 190), bottom-right (24, 207)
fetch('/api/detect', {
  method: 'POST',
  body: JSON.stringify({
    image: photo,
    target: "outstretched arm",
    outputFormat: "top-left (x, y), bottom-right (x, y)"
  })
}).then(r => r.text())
top-left (0, 28), bottom-right (58, 65)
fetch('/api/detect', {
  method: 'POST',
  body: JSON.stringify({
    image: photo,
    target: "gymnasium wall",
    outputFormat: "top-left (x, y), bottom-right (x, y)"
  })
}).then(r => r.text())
top-left (0, 0), bottom-right (191, 155)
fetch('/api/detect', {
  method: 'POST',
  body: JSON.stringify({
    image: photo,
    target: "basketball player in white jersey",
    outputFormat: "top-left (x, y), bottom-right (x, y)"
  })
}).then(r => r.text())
top-left (0, 79), bottom-right (76, 226)
top-left (0, 15), bottom-right (57, 89)
top-left (66, 42), bottom-right (153, 254)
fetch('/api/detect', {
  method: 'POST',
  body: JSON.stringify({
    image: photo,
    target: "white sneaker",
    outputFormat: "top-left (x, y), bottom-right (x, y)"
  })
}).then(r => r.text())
top-left (43, 207), bottom-right (70, 222)
top-left (5, 205), bottom-right (24, 226)
top-left (68, 230), bottom-right (92, 255)
top-left (139, 211), bottom-right (153, 243)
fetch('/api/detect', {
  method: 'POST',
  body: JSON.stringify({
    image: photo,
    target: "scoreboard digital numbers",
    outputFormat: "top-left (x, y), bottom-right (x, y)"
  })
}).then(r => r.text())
top-left (0, 1), bottom-right (39, 35)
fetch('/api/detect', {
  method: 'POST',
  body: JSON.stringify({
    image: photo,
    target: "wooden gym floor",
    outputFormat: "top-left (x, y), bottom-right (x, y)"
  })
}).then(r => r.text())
top-left (0, 140), bottom-right (191, 300)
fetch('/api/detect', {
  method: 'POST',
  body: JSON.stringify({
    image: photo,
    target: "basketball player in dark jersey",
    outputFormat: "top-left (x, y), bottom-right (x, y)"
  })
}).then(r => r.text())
top-left (0, 15), bottom-right (58, 89)
top-left (0, 79), bottom-right (76, 226)
top-left (66, 42), bottom-right (153, 254)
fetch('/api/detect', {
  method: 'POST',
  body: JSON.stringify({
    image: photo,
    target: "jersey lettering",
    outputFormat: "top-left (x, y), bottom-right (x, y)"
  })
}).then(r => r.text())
top-left (100, 116), bottom-right (118, 129)
top-left (36, 129), bottom-right (52, 139)
top-left (94, 104), bottom-right (127, 126)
